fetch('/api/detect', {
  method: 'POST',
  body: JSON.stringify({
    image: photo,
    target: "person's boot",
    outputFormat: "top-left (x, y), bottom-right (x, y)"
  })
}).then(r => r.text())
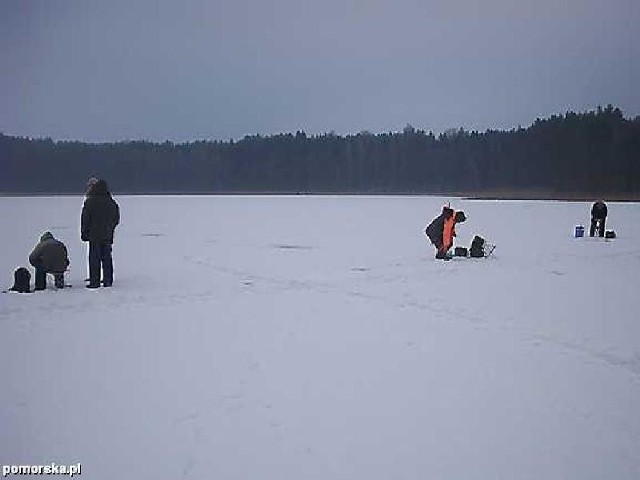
top-left (435, 250), bottom-right (452, 260)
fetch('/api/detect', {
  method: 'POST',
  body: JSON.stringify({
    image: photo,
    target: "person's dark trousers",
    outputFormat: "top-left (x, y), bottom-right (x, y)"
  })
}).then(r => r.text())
top-left (34, 265), bottom-right (64, 290)
top-left (34, 265), bottom-right (47, 290)
top-left (88, 242), bottom-right (113, 287)
top-left (590, 217), bottom-right (606, 237)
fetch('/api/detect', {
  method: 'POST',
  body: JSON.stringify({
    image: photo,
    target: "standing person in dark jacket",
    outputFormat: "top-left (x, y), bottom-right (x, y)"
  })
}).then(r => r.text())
top-left (425, 206), bottom-right (466, 260)
top-left (29, 231), bottom-right (70, 290)
top-left (83, 176), bottom-right (99, 280)
top-left (81, 179), bottom-right (120, 288)
top-left (590, 200), bottom-right (607, 237)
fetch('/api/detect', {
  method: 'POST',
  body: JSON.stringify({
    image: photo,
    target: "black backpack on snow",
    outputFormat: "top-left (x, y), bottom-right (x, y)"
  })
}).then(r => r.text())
top-left (470, 236), bottom-right (486, 258)
top-left (9, 267), bottom-right (32, 293)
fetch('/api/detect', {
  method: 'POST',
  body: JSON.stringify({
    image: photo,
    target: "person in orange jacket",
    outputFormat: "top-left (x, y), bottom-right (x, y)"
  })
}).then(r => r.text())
top-left (425, 207), bottom-right (466, 260)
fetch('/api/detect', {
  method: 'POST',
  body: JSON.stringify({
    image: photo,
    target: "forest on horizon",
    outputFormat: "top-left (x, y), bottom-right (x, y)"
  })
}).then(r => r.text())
top-left (1, 105), bottom-right (639, 200)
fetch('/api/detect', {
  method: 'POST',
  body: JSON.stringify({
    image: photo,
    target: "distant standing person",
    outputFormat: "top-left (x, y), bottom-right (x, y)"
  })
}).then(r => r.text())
top-left (29, 231), bottom-right (70, 290)
top-left (590, 200), bottom-right (607, 237)
top-left (81, 179), bottom-right (120, 288)
top-left (83, 176), bottom-right (99, 280)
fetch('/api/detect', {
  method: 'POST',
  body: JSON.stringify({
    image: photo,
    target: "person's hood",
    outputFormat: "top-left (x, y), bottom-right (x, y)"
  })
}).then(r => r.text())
top-left (40, 231), bottom-right (54, 242)
top-left (90, 179), bottom-right (110, 196)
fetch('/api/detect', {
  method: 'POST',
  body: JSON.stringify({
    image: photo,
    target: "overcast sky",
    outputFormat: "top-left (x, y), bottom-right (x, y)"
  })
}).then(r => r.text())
top-left (1, 0), bottom-right (638, 143)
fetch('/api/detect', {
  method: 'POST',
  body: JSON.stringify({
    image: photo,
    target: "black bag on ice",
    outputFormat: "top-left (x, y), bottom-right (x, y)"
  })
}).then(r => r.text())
top-left (454, 247), bottom-right (468, 257)
top-left (9, 267), bottom-right (32, 293)
top-left (470, 236), bottom-right (486, 258)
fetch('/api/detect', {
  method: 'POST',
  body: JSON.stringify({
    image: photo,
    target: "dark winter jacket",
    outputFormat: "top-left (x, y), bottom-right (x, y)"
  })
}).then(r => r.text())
top-left (29, 232), bottom-right (70, 273)
top-left (81, 180), bottom-right (120, 244)
top-left (425, 207), bottom-right (454, 248)
top-left (591, 201), bottom-right (607, 220)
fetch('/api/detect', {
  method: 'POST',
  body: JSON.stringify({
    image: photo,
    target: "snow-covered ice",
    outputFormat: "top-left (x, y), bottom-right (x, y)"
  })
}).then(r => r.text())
top-left (1, 195), bottom-right (639, 479)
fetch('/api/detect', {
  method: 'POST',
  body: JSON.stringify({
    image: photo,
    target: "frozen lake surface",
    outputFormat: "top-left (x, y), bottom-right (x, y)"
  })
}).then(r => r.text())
top-left (1, 195), bottom-right (639, 479)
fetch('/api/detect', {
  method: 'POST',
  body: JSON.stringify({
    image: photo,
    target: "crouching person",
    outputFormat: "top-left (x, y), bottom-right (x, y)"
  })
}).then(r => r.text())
top-left (590, 200), bottom-right (607, 237)
top-left (29, 232), bottom-right (70, 290)
top-left (425, 206), bottom-right (466, 260)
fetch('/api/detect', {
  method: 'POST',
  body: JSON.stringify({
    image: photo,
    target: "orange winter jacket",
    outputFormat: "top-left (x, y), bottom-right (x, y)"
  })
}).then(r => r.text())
top-left (442, 212), bottom-right (457, 251)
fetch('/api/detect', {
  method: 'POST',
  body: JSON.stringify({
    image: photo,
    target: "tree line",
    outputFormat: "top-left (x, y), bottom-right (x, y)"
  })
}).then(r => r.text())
top-left (1, 105), bottom-right (639, 199)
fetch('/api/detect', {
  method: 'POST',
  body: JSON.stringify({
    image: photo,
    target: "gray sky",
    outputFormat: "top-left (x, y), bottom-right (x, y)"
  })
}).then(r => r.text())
top-left (1, 0), bottom-right (639, 143)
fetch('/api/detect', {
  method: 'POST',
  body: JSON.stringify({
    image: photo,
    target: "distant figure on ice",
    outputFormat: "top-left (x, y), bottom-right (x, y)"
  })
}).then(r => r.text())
top-left (83, 176), bottom-right (100, 280)
top-left (81, 179), bottom-right (120, 288)
top-left (425, 206), bottom-right (466, 260)
top-left (29, 231), bottom-right (70, 290)
top-left (590, 200), bottom-right (607, 237)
